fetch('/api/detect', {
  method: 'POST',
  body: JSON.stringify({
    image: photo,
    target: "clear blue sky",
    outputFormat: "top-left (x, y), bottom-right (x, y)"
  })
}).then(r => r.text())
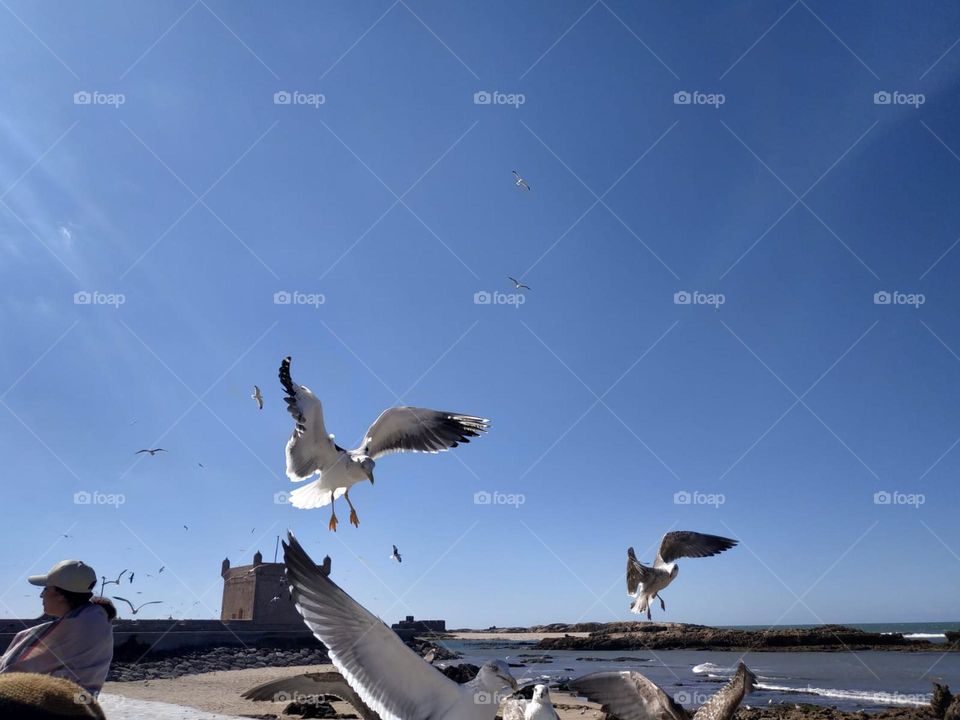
top-left (1, 1), bottom-right (959, 628)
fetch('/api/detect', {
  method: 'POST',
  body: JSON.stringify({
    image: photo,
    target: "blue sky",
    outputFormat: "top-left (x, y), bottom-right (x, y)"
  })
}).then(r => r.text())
top-left (1, 1), bottom-right (959, 628)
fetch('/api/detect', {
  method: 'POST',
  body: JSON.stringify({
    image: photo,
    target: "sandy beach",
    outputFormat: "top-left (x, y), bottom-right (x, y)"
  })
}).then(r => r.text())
top-left (103, 664), bottom-right (602, 719)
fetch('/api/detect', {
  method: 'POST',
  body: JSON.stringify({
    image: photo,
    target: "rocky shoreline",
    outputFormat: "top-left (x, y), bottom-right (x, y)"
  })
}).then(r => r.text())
top-left (529, 622), bottom-right (957, 652)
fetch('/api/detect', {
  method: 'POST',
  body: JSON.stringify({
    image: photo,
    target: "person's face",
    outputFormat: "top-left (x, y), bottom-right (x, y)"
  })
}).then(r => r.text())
top-left (40, 586), bottom-right (69, 617)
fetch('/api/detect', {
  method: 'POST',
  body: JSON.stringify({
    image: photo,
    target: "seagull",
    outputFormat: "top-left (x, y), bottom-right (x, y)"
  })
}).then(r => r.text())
top-left (100, 570), bottom-right (127, 588)
top-left (243, 670), bottom-right (379, 719)
top-left (627, 531), bottom-right (737, 619)
top-left (183, 525), bottom-right (189, 531)
top-left (502, 684), bottom-right (560, 720)
top-left (158, 566), bottom-right (165, 574)
top-left (512, 170), bottom-right (531, 191)
top-left (135, 448), bottom-right (166, 456)
top-left (112, 597), bottom-right (163, 615)
top-left (390, 545), bottom-right (402, 563)
top-left (569, 662), bottom-right (755, 720)
top-left (128, 572), bottom-right (135, 584)
top-left (508, 276), bottom-right (531, 291)
top-left (282, 532), bottom-right (518, 719)
top-left (252, 385), bottom-right (263, 410)
top-left (279, 357), bottom-right (490, 531)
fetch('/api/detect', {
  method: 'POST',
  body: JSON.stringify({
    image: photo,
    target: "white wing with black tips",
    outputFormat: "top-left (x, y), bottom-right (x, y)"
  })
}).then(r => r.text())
top-left (279, 357), bottom-right (339, 481)
top-left (568, 671), bottom-right (688, 720)
top-left (357, 407), bottom-right (489, 459)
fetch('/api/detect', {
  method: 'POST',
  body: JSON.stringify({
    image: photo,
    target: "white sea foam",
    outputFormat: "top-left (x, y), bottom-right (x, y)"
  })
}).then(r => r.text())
top-left (755, 683), bottom-right (931, 707)
top-left (99, 694), bottom-right (249, 719)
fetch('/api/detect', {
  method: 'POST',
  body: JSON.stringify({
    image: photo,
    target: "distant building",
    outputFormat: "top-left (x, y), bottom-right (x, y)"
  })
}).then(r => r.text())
top-left (392, 615), bottom-right (446, 633)
top-left (220, 550), bottom-right (308, 625)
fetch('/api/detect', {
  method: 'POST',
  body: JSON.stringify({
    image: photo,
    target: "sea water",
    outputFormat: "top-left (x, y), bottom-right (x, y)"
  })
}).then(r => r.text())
top-left (441, 639), bottom-right (960, 713)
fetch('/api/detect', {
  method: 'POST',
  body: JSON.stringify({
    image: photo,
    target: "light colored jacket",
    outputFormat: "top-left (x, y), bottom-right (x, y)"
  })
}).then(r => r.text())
top-left (0, 603), bottom-right (113, 693)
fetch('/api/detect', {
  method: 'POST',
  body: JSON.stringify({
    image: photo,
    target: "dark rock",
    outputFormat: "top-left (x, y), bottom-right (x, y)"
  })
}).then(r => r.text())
top-left (932, 684), bottom-right (953, 718)
top-left (438, 663), bottom-right (479, 683)
top-left (945, 696), bottom-right (960, 720)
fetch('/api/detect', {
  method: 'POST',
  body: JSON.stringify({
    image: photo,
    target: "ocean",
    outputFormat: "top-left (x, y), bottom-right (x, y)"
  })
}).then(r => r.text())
top-left (442, 625), bottom-right (960, 713)
top-left (726, 622), bottom-right (958, 643)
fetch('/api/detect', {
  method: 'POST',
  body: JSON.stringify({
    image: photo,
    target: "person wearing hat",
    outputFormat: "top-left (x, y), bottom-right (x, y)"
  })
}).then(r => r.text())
top-left (0, 560), bottom-right (115, 695)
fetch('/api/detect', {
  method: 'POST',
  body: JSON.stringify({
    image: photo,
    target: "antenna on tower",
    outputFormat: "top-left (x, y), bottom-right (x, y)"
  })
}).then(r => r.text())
top-left (274, 535), bottom-right (280, 564)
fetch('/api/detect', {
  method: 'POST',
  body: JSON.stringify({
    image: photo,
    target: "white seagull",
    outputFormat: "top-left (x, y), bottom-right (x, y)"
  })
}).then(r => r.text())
top-left (512, 170), bottom-right (531, 191)
top-left (390, 545), bottom-right (402, 563)
top-left (279, 356), bottom-right (490, 531)
top-left (569, 662), bottom-right (755, 720)
top-left (627, 531), bottom-right (737, 619)
top-left (252, 385), bottom-right (263, 410)
top-left (502, 684), bottom-right (560, 720)
top-left (282, 532), bottom-right (519, 720)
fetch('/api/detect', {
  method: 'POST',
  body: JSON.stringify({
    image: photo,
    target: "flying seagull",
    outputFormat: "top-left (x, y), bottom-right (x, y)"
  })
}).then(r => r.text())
top-left (135, 448), bottom-right (166, 456)
top-left (282, 532), bottom-right (518, 719)
top-left (502, 684), bottom-right (560, 720)
top-left (512, 170), bottom-right (531, 191)
top-left (100, 570), bottom-right (127, 588)
top-left (243, 670), bottom-right (379, 719)
top-left (508, 276), bottom-right (531, 290)
top-left (627, 531), bottom-right (737, 619)
top-left (569, 662), bottom-right (755, 720)
top-left (113, 596), bottom-right (163, 615)
top-left (279, 356), bottom-right (490, 531)
top-left (252, 385), bottom-right (263, 410)
top-left (390, 545), bottom-right (402, 563)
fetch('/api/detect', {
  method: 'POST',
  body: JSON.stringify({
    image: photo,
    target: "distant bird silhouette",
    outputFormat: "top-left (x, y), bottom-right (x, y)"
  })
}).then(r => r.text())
top-left (508, 276), bottom-right (530, 290)
top-left (183, 525), bottom-right (188, 531)
top-left (114, 596), bottom-right (162, 615)
top-left (158, 566), bottom-right (165, 574)
top-left (252, 385), bottom-right (264, 410)
top-left (135, 448), bottom-right (166, 456)
top-left (390, 545), bottom-right (402, 563)
top-left (512, 170), bottom-right (531, 191)
top-left (100, 570), bottom-right (127, 589)
top-left (128, 572), bottom-right (135, 584)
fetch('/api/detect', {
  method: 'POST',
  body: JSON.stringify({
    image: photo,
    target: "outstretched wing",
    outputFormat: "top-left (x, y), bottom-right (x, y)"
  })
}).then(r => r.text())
top-left (356, 407), bottom-right (489, 459)
top-left (626, 547), bottom-right (653, 595)
top-left (655, 532), bottom-right (738, 566)
top-left (242, 671), bottom-right (380, 720)
top-left (279, 357), bottom-right (339, 481)
top-left (283, 533), bottom-right (460, 720)
top-left (692, 662), bottom-right (755, 720)
top-left (569, 671), bottom-right (688, 720)
top-left (111, 596), bottom-right (135, 613)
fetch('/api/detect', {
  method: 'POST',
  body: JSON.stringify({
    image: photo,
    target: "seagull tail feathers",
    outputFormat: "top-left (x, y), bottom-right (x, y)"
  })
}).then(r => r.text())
top-left (289, 481), bottom-right (345, 510)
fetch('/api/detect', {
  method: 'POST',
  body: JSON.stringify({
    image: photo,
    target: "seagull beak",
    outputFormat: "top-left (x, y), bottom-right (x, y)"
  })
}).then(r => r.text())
top-left (503, 674), bottom-right (519, 692)
top-left (364, 468), bottom-right (374, 484)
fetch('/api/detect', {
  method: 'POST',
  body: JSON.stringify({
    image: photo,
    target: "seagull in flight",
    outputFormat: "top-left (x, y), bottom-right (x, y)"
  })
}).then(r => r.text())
top-left (508, 276), bottom-right (530, 290)
top-left (252, 385), bottom-right (263, 410)
top-left (569, 662), bottom-right (755, 720)
top-left (627, 531), bottom-right (737, 619)
top-left (135, 448), bottom-right (166, 456)
top-left (279, 356), bottom-right (490, 531)
top-left (390, 545), bottom-right (402, 563)
top-left (502, 684), bottom-right (560, 720)
top-left (282, 532), bottom-right (519, 719)
top-left (512, 170), bottom-right (531, 191)
top-left (113, 597), bottom-right (163, 615)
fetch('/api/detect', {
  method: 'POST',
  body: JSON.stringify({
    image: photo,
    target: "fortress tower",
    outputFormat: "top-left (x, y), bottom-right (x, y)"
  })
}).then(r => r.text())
top-left (220, 550), bottom-right (307, 625)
